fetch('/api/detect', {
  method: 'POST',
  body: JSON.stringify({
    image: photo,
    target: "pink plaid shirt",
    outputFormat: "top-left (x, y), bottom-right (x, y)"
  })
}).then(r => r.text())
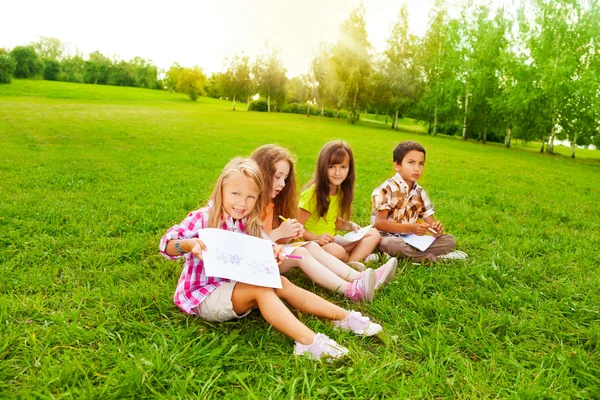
top-left (160, 204), bottom-right (247, 315)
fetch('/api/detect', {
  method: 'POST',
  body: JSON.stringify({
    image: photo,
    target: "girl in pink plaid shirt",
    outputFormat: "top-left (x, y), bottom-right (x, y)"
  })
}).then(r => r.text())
top-left (160, 157), bottom-right (383, 360)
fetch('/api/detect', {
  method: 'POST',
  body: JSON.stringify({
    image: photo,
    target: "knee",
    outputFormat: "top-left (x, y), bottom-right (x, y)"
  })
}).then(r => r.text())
top-left (276, 276), bottom-right (296, 295)
top-left (325, 243), bottom-right (348, 261)
top-left (367, 228), bottom-right (381, 241)
top-left (442, 234), bottom-right (456, 251)
top-left (304, 241), bottom-right (321, 253)
top-left (378, 237), bottom-right (399, 256)
top-left (293, 247), bottom-right (310, 258)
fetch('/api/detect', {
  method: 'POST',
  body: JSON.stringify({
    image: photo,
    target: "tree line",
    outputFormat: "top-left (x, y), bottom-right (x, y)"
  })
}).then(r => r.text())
top-left (1, 0), bottom-right (598, 156)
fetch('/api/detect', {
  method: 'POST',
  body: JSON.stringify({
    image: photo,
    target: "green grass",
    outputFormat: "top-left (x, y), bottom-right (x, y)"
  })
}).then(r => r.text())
top-left (1, 80), bottom-right (599, 398)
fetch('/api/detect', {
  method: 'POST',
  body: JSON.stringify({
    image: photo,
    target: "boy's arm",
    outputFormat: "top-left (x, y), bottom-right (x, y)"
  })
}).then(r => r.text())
top-left (374, 210), bottom-right (432, 235)
top-left (422, 215), bottom-right (444, 237)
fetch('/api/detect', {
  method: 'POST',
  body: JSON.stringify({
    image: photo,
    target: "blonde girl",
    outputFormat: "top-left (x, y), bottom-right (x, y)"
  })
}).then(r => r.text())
top-left (251, 145), bottom-right (397, 301)
top-left (160, 158), bottom-right (382, 360)
top-left (297, 141), bottom-right (383, 269)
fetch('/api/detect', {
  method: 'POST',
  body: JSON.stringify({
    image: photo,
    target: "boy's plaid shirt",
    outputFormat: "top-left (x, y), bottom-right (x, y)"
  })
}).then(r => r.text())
top-left (371, 173), bottom-right (435, 234)
top-left (160, 205), bottom-right (247, 315)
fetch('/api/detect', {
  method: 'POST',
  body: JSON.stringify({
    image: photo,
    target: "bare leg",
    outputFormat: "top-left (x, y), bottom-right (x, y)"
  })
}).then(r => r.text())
top-left (345, 228), bottom-right (381, 262)
top-left (303, 242), bottom-right (361, 281)
top-left (231, 281), bottom-right (316, 345)
top-left (275, 277), bottom-right (350, 321)
top-left (278, 247), bottom-right (349, 294)
top-left (322, 242), bottom-right (349, 262)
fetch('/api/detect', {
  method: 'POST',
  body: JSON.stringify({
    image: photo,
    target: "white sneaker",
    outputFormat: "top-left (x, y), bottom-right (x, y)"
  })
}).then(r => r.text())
top-left (438, 250), bottom-right (468, 261)
top-left (347, 261), bottom-right (366, 271)
top-left (364, 253), bottom-right (380, 263)
top-left (333, 311), bottom-right (383, 336)
top-left (374, 257), bottom-right (398, 289)
top-left (294, 333), bottom-right (349, 360)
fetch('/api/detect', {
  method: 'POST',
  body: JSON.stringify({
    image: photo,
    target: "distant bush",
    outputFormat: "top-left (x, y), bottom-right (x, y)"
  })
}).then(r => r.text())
top-left (249, 100), bottom-right (268, 112)
top-left (43, 59), bottom-right (61, 81)
top-left (0, 54), bottom-right (16, 84)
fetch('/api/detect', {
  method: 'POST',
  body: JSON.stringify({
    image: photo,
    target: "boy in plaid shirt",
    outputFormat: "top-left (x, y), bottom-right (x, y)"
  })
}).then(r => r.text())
top-left (371, 141), bottom-right (467, 263)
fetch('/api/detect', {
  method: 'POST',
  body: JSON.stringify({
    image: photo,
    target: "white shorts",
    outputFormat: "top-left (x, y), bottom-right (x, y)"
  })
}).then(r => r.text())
top-left (195, 281), bottom-right (251, 322)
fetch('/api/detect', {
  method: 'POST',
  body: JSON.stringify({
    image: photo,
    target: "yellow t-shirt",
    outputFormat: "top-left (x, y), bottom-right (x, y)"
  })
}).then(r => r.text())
top-left (298, 185), bottom-right (340, 235)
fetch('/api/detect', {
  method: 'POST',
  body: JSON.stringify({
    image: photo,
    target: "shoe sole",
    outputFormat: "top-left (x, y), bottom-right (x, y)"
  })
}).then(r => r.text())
top-left (363, 269), bottom-right (376, 302)
top-left (383, 257), bottom-right (398, 284)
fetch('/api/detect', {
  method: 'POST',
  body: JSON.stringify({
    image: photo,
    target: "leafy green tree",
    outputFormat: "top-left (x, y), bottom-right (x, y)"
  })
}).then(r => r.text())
top-left (84, 51), bottom-right (112, 84)
top-left (59, 55), bottom-right (85, 83)
top-left (110, 60), bottom-right (137, 87)
top-left (331, 6), bottom-right (372, 123)
top-left (383, 4), bottom-right (422, 130)
top-left (176, 67), bottom-right (207, 101)
top-left (10, 46), bottom-right (43, 78)
top-left (0, 54), bottom-right (16, 83)
top-left (417, 1), bottom-right (458, 135)
top-left (32, 37), bottom-right (64, 61)
top-left (43, 59), bottom-right (61, 80)
top-left (163, 63), bottom-right (183, 91)
top-left (468, 5), bottom-right (509, 143)
top-left (252, 45), bottom-right (287, 112)
top-left (222, 54), bottom-right (252, 111)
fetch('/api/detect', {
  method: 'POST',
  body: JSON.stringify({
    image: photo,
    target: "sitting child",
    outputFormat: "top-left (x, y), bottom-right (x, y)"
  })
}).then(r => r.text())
top-left (161, 158), bottom-right (383, 360)
top-left (371, 141), bottom-right (468, 263)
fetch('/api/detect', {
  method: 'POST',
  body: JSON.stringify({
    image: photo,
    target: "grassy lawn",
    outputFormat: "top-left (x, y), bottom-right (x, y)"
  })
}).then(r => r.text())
top-left (1, 80), bottom-right (599, 398)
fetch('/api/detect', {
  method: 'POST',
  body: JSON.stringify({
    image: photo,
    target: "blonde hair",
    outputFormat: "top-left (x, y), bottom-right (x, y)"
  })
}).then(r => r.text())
top-left (250, 144), bottom-right (297, 229)
top-left (208, 158), bottom-right (264, 238)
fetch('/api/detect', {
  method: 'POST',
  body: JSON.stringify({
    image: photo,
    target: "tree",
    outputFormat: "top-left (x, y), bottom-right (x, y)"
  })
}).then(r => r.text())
top-left (43, 59), bottom-right (61, 80)
top-left (0, 54), bottom-right (16, 84)
top-left (84, 51), bottom-right (112, 85)
top-left (59, 54), bottom-right (85, 83)
top-left (253, 45), bottom-right (287, 112)
top-left (32, 37), bottom-right (64, 61)
top-left (331, 6), bottom-right (372, 123)
top-left (9, 46), bottom-right (43, 79)
top-left (163, 63), bottom-right (183, 91)
top-left (383, 4), bottom-right (422, 129)
top-left (222, 54), bottom-right (252, 111)
top-left (176, 67), bottom-right (206, 101)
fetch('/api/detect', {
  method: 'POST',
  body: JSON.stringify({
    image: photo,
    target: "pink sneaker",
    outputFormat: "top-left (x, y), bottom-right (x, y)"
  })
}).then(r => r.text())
top-left (344, 268), bottom-right (376, 302)
top-left (333, 311), bottom-right (382, 336)
top-left (374, 257), bottom-right (398, 289)
top-left (294, 333), bottom-right (349, 360)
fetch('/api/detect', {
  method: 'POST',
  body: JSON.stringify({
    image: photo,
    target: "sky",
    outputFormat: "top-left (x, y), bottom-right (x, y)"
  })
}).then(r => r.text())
top-left (1, 0), bottom-right (437, 77)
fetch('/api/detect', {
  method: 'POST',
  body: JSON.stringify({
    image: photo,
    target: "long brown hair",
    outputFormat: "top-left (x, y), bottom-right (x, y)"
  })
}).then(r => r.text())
top-left (208, 158), bottom-right (264, 238)
top-left (250, 144), bottom-right (297, 229)
top-left (307, 140), bottom-right (355, 220)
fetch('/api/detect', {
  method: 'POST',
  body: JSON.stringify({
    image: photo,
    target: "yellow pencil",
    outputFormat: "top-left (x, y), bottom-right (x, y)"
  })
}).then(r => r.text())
top-left (279, 215), bottom-right (289, 222)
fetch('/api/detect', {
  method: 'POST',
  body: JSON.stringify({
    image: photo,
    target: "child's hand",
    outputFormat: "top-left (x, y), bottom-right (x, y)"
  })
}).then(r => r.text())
top-left (317, 233), bottom-right (334, 245)
top-left (186, 239), bottom-right (207, 259)
top-left (349, 222), bottom-right (360, 232)
top-left (279, 219), bottom-right (304, 239)
top-left (273, 245), bottom-right (286, 265)
top-left (430, 221), bottom-right (444, 237)
top-left (412, 223), bottom-right (430, 236)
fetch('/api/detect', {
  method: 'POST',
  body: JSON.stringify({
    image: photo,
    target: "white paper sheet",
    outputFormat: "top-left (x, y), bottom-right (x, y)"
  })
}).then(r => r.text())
top-left (282, 241), bottom-right (313, 255)
top-left (334, 225), bottom-right (372, 246)
top-left (197, 228), bottom-right (282, 289)
top-left (401, 234), bottom-right (436, 251)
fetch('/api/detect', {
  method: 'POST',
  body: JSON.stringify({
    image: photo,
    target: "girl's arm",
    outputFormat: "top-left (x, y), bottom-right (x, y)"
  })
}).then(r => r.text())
top-left (164, 238), bottom-right (207, 258)
top-left (335, 217), bottom-right (359, 232)
top-left (297, 208), bottom-right (333, 244)
top-left (270, 219), bottom-right (304, 243)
